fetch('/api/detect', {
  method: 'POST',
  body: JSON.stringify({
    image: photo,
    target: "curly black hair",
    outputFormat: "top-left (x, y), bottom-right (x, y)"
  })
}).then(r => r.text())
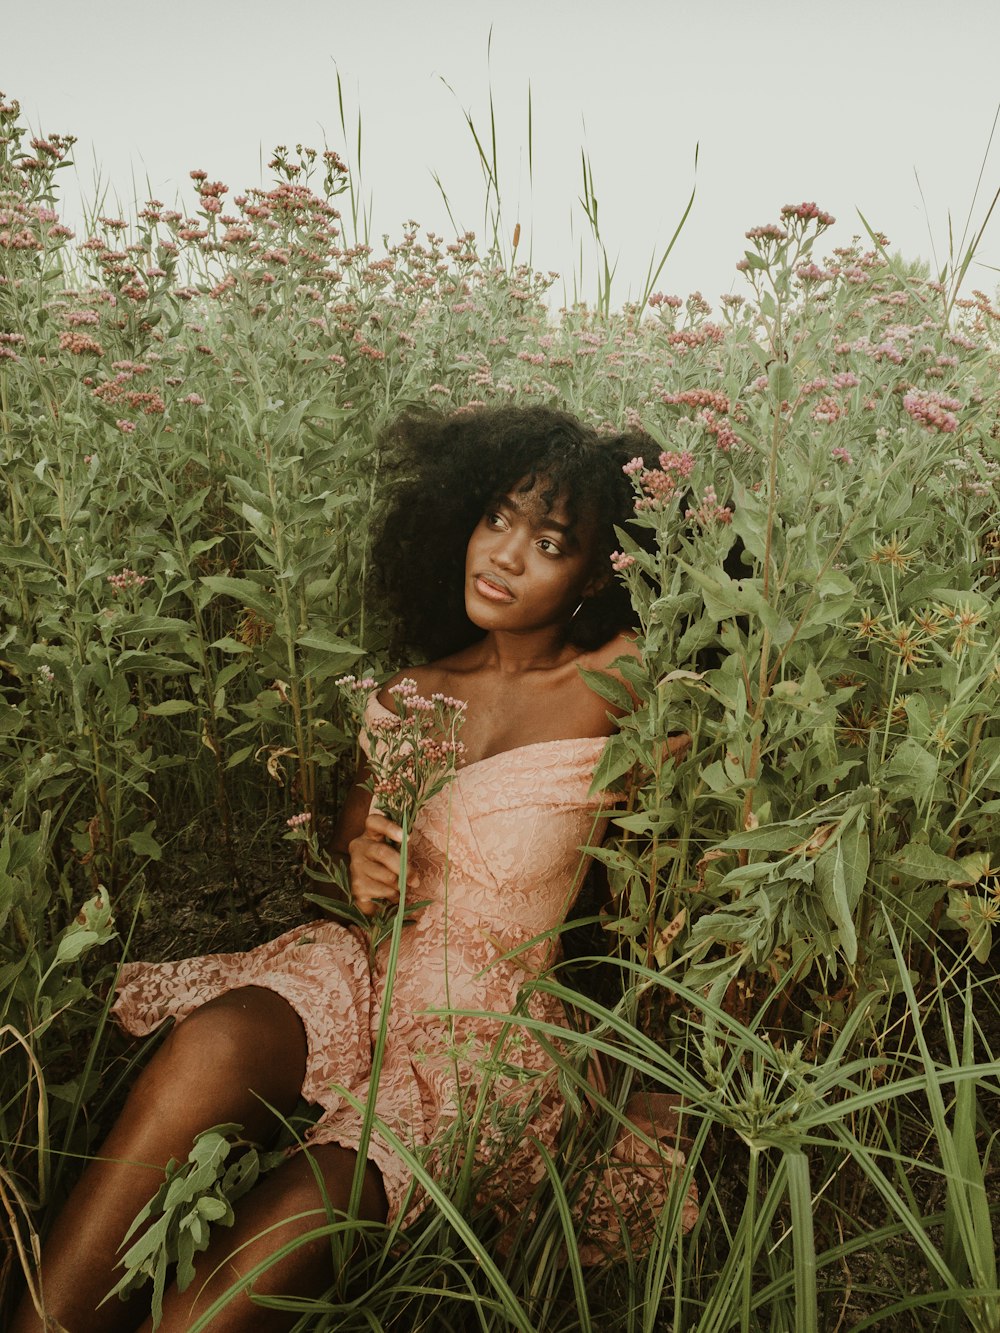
top-left (368, 405), bottom-right (647, 661)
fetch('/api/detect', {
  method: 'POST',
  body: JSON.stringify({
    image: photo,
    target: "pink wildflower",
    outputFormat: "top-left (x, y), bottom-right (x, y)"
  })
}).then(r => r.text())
top-left (662, 388), bottom-right (730, 414)
top-left (686, 485), bottom-right (733, 529)
top-left (610, 551), bottom-right (636, 572)
top-left (745, 223), bottom-right (788, 242)
top-left (107, 567), bottom-right (148, 594)
top-left (780, 202), bottom-right (836, 227)
top-left (795, 263), bottom-right (834, 283)
top-left (831, 446), bottom-right (853, 465)
top-left (902, 390), bottom-right (961, 433)
top-left (59, 331), bottom-right (104, 357)
top-left (812, 397), bottom-right (843, 424)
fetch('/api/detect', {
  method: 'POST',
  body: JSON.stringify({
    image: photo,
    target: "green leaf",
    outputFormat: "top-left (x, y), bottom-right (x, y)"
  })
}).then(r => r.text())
top-left (200, 575), bottom-right (275, 621)
top-left (890, 841), bottom-right (959, 882)
top-left (769, 362), bottom-right (794, 402)
top-left (578, 666), bottom-right (633, 712)
top-left (884, 738), bottom-right (938, 798)
top-left (144, 699), bottom-right (195, 716)
top-left (128, 829), bottom-right (163, 861)
top-left (815, 834), bottom-right (861, 964)
top-left (295, 628), bottom-right (364, 655)
top-left (54, 927), bottom-right (101, 965)
top-left (588, 734), bottom-right (634, 793)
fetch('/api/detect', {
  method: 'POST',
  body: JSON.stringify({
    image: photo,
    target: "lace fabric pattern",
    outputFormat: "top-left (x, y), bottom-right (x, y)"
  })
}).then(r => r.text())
top-left (113, 697), bottom-right (698, 1257)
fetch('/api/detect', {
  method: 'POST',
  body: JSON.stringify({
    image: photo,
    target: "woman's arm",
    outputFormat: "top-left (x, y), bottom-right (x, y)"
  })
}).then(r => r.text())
top-left (324, 757), bottom-right (420, 917)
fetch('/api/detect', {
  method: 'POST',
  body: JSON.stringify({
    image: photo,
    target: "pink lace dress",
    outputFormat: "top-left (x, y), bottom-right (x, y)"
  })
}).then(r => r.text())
top-left (113, 699), bottom-right (697, 1257)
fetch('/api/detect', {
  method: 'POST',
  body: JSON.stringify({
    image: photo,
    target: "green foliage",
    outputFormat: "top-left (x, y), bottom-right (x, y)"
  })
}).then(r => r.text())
top-left (106, 1124), bottom-right (282, 1329)
top-left (1, 90), bottom-right (998, 1330)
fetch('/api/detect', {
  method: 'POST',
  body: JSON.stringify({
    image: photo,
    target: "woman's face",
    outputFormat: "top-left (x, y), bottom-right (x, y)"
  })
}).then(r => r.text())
top-left (464, 480), bottom-right (599, 635)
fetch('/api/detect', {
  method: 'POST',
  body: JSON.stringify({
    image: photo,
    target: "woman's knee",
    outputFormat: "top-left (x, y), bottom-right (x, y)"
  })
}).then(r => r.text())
top-left (137, 986), bottom-right (308, 1124)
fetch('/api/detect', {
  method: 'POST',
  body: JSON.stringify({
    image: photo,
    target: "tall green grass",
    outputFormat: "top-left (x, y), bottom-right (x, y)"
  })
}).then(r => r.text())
top-left (1, 86), bottom-right (999, 1328)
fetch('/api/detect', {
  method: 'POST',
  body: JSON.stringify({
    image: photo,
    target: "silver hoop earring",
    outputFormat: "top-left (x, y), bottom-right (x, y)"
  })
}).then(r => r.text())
top-left (571, 601), bottom-right (583, 619)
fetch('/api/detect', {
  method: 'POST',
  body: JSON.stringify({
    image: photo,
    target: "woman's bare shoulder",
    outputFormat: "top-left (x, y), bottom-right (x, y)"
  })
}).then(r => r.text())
top-left (580, 631), bottom-right (642, 671)
top-left (375, 658), bottom-right (464, 709)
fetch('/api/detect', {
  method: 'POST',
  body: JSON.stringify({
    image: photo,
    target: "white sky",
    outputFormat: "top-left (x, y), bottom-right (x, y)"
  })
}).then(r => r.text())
top-left (3, 0), bottom-right (999, 307)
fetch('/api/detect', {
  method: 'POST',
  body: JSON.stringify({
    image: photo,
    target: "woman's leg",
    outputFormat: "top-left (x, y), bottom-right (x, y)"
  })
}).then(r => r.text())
top-left (142, 1143), bottom-right (387, 1333)
top-left (11, 985), bottom-right (309, 1333)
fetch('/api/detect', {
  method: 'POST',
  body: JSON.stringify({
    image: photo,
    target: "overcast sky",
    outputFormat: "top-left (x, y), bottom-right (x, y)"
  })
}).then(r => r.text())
top-left (4, 0), bottom-right (999, 308)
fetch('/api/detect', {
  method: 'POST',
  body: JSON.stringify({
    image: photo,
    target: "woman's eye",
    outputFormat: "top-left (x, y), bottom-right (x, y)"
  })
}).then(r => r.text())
top-left (537, 538), bottom-right (562, 556)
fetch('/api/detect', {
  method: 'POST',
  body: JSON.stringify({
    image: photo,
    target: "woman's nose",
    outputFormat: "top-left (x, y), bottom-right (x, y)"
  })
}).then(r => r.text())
top-left (490, 531), bottom-right (523, 572)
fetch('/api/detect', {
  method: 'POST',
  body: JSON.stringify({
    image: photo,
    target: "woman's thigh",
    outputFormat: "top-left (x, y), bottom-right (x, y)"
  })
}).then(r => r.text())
top-left (124, 984), bottom-right (310, 1147)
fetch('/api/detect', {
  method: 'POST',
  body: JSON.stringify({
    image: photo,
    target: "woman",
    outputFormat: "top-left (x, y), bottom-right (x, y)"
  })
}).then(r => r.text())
top-left (14, 406), bottom-right (695, 1333)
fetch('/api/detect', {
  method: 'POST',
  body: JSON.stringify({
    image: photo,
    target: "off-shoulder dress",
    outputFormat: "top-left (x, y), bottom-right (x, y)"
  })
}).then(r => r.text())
top-left (113, 697), bottom-right (697, 1256)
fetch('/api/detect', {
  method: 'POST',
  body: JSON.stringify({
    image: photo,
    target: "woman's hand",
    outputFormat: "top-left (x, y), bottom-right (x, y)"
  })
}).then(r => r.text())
top-left (348, 812), bottom-right (421, 917)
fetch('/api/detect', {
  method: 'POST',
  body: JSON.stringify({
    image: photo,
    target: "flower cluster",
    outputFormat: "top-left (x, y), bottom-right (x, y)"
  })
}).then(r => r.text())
top-left (685, 485), bottom-right (733, 529)
top-left (337, 675), bottom-right (467, 830)
top-left (59, 331), bottom-right (104, 357)
top-left (107, 567), bottom-right (148, 594)
top-left (745, 223), bottom-right (789, 242)
top-left (624, 450), bottom-right (696, 511)
top-left (781, 202), bottom-right (836, 227)
top-left (902, 390), bottom-right (962, 434)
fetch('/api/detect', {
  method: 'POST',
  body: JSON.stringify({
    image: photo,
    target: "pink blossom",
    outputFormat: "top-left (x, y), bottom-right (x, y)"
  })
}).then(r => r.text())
top-left (745, 223), bottom-right (788, 242)
top-left (622, 457), bottom-right (645, 476)
top-left (286, 811), bottom-right (311, 829)
top-left (902, 390), bottom-right (961, 433)
top-left (795, 263), bottom-right (834, 284)
top-left (832, 372), bottom-right (859, 389)
top-left (812, 397), bottom-right (843, 424)
top-left (831, 446), bottom-right (853, 465)
top-left (107, 567), bottom-right (148, 593)
top-left (59, 331), bottom-right (104, 357)
top-left (662, 388), bottom-right (730, 414)
top-left (610, 551), bottom-right (636, 572)
top-left (780, 202), bottom-right (836, 227)
top-left (685, 485), bottom-right (733, 529)
top-left (115, 419), bottom-right (136, 433)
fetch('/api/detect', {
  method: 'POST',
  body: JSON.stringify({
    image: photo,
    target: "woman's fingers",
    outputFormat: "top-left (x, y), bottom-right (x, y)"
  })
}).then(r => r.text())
top-left (353, 885), bottom-right (400, 917)
top-left (363, 812), bottom-right (404, 844)
top-left (347, 816), bottom-right (421, 915)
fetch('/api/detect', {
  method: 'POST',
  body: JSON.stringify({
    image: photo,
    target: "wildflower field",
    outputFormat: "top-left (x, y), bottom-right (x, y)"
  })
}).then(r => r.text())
top-left (1, 90), bottom-right (999, 1331)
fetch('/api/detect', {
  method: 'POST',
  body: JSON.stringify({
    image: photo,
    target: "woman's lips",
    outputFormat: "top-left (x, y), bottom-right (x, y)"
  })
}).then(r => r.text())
top-left (473, 574), bottom-right (515, 603)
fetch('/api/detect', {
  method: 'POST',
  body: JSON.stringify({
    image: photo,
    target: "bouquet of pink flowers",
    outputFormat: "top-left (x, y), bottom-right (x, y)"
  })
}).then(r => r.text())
top-left (337, 675), bottom-right (467, 828)
top-left (332, 675), bottom-right (467, 948)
